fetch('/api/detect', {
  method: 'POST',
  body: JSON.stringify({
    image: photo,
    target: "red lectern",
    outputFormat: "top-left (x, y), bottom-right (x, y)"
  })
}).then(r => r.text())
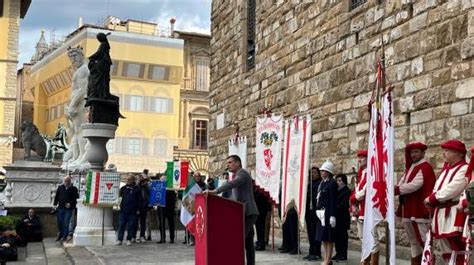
top-left (194, 194), bottom-right (245, 265)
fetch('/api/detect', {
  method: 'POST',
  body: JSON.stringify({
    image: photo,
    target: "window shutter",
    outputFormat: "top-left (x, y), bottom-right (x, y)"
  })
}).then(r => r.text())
top-left (192, 120), bottom-right (196, 149)
top-left (247, 0), bottom-right (256, 70)
top-left (168, 66), bottom-right (182, 83)
top-left (139, 64), bottom-right (146, 78)
top-left (122, 62), bottom-right (128, 76)
top-left (118, 94), bottom-right (124, 110)
top-left (0, 0), bottom-right (4, 17)
top-left (143, 96), bottom-right (150, 112)
top-left (121, 138), bottom-right (128, 154)
top-left (150, 97), bottom-right (156, 112)
top-left (124, 95), bottom-right (131, 111)
top-left (114, 138), bottom-right (122, 154)
top-left (142, 138), bottom-right (149, 155)
top-left (148, 65), bottom-right (153, 79)
top-left (168, 99), bottom-right (173, 113)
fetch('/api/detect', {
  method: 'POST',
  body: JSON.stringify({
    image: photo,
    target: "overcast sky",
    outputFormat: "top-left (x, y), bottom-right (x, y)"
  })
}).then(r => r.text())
top-left (19, 0), bottom-right (211, 65)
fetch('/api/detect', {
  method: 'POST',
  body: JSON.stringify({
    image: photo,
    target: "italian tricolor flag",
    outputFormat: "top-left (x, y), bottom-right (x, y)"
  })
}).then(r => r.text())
top-left (166, 161), bottom-right (189, 189)
top-left (84, 171), bottom-right (120, 205)
top-left (180, 173), bottom-right (202, 235)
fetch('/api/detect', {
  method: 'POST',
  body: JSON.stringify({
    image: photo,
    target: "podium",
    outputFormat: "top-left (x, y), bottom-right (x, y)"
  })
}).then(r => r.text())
top-left (194, 194), bottom-right (245, 265)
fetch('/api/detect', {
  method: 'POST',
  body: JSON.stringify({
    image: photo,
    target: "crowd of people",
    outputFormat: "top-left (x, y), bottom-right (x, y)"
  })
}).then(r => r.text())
top-left (44, 138), bottom-right (474, 265)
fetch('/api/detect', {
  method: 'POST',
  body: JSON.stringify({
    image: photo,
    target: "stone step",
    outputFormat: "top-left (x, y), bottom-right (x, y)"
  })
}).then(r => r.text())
top-left (42, 238), bottom-right (72, 265)
top-left (65, 246), bottom-right (103, 265)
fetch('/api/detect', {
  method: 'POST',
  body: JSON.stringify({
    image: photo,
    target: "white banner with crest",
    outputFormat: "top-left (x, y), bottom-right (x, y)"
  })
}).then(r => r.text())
top-left (255, 114), bottom-right (283, 204)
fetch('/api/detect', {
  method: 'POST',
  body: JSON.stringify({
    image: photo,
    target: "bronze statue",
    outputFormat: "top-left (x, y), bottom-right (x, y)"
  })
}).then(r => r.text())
top-left (85, 33), bottom-right (124, 125)
top-left (20, 121), bottom-right (47, 160)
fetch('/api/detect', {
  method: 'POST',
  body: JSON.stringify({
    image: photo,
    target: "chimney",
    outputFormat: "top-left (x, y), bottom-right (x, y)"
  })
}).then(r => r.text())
top-left (78, 16), bottom-right (83, 28)
top-left (169, 18), bottom-right (176, 37)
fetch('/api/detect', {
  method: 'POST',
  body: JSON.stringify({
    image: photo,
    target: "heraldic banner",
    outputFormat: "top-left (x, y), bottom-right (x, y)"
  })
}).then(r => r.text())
top-left (85, 171), bottom-right (120, 206)
top-left (362, 62), bottom-right (396, 265)
top-left (255, 114), bottom-right (283, 204)
top-left (281, 115), bottom-right (311, 227)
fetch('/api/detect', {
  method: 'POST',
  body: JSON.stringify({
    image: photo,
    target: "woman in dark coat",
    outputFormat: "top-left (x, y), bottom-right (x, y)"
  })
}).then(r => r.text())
top-left (315, 161), bottom-right (337, 265)
top-left (333, 174), bottom-right (351, 262)
top-left (303, 167), bottom-right (322, 261)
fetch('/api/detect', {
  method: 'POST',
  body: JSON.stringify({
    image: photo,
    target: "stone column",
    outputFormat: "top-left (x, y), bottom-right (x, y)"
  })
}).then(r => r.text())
top-left (73, 123), bottom-right (117, 246)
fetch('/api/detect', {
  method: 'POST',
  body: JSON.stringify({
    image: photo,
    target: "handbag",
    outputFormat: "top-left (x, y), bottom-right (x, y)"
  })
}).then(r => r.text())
top-left (316, 209), bottom-right (325, 227)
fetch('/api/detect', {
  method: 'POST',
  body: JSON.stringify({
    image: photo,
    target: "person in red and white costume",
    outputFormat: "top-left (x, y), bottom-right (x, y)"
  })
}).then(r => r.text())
top-left (424, 140), bottom-right (469, 265)
top-left (350, 150), bottom-right (368, 239)
top-left (456, 147), bottom-right (474, 265)
top-left (350, 150), bottom-right (383, 265)
top-left (394, 142), bottom-right (436, 265)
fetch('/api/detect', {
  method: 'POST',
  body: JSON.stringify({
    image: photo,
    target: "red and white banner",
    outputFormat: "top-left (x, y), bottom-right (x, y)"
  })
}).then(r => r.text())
top-left (255, 114), bottom-right (283, 204)
top-left (281, 115), bottom-right (311, 227)
top-left (362, 62), bottom-right (396, 265)
top-left (228, 136), bottom-right (247, 180)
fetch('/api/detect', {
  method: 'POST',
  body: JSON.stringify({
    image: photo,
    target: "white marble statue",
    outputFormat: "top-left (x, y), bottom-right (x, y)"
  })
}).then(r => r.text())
top-left (62, 46), bottom-right (89, 171)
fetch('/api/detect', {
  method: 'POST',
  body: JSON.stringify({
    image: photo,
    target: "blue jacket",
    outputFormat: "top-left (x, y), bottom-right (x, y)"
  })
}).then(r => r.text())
top-left (120, 184), bottom-right (142, 214)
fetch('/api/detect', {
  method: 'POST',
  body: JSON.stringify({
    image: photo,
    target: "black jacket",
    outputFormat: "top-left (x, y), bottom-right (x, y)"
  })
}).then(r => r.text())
top-left (336, 186), bottom-right (351, 230)
top-left (54, 185), bottom-right (79, 209)
top-left (120, 184), bottom-right (142, 214)
top-left (20, 215), bottom-right (41, 230)
top-left (306, 179), bottom-right (321, 214)
top-left (138, 184), bottom-right (150, 210)
top-left (165, 190), bottom-right (177, 210)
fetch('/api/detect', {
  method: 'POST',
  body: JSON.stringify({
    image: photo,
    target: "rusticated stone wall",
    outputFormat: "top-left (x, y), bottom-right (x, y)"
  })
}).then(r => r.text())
top-left (209, 0), bottom-right (473, 175)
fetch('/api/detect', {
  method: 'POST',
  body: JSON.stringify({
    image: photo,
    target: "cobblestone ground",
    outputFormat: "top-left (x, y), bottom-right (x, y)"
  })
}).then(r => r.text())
top-left (76, 231), bottom-right (411, 265)
top-left (9, 231), bottom-right (414, 264)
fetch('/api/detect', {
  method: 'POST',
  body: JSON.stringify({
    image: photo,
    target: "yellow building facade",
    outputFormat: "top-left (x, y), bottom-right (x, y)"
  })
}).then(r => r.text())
top-left (0, 0), bottom-right (31, 168)
top-left (30, 21), bottom-right (184, 173)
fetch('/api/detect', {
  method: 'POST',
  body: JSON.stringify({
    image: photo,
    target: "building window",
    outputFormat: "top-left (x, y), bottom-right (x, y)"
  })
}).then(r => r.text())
top-left (0, 0), bottom-right (4, 17)
top-left (111, 60), bottom-right (119, 76)
top-left (195, 58), bottom-right (210, 91)
top-left (129, 95), bottom-right (144, 111)
top-left (154, 138), bottom-right (167, 156)
top-left (122, 62), bottom-right (144, 78)
top-left (246, 0), bottom-right (256, 70)
top-left (45, 109), bottom-right (49, 122)
top-left (50, 106), bottom-right (57, 121)
top-left (193, 120), bottom-right (208, 150)
top-left (150, 97), bottom-right (173, 113)
top-left (148, 65), bottom-right (169, 81)
top-left (106, 140), bottom-right (114, 154)
top-left (125, 138), bottom-right (141, 155)
top-left (350, 0), bottom-right (367, 10)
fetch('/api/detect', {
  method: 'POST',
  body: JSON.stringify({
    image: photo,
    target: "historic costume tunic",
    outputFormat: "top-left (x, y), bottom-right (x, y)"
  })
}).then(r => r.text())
top-left (395, 159), bottom-right (436, 222)
top-left (428, 161), bottom-right (468, 238)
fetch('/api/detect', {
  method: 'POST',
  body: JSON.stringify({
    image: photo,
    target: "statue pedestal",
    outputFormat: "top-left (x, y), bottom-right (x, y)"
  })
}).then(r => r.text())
top-left (4, 161), bottom-right (61, 208)
top-left (82, 123), bottom-right (117, 171)
top-left (73, 123), bottom-right (117, 246)
top-left (73, 202), bottom-right (116, 246)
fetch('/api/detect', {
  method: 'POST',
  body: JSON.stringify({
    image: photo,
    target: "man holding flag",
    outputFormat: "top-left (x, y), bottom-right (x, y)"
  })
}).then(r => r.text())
top-left (424, 140), bottom-right (469, 265)
top-left (361, 60), bottom-right (396, 265)
top-left (204, 155), bottom-right (259, 265)
top-left (394, 142), bottom-right (436, 265)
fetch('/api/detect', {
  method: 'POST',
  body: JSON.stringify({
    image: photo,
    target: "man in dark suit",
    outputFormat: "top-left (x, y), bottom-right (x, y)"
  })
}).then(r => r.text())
top-left (205, 155), bottom-right (259, 265)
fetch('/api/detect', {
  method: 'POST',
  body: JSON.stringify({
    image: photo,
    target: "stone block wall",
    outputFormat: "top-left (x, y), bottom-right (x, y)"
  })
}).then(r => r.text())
top-left (209, 0), bottom-right (474, 174)
top-left (210, 0), bottom-right (474, 249)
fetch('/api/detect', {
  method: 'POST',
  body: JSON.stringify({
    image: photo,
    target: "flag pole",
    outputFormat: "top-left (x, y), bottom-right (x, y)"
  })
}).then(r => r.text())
top-left (380, 34), bottom-right (390, 265)
top-left (272, 203), bottom-right (275, 253)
